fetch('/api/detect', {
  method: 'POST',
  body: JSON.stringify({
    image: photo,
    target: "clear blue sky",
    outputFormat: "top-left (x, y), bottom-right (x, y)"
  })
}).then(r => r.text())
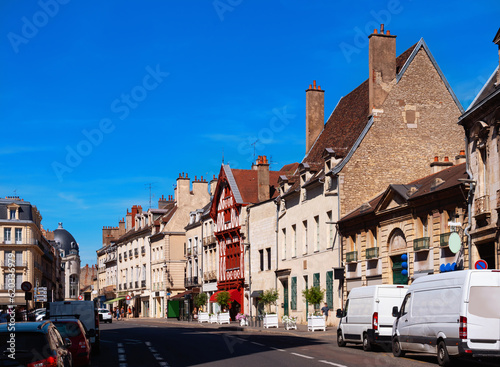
top-left (1, 0), bottom-right (499, 265)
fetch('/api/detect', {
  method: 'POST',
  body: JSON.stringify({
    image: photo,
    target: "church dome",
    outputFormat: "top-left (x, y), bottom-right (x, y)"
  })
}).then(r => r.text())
top-left (53, 222), bottom-right (79, 256)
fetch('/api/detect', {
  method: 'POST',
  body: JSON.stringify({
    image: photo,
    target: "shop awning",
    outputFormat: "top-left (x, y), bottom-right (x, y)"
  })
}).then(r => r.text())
top-left (103, 297), bottom-right (125, 304)
top-left (170, 290), bottom-right (193, 300)
top-left (250, 290), bottom-right (263, 298)
top-left (209, 289), bottom-right (241, 303)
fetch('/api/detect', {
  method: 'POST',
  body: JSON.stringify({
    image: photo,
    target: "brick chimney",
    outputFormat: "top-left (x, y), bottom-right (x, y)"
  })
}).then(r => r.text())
top-left (209, 175), bottom-right (218, 197)
top-left (175, 173), bottom-right (190, 206)
top-left (430, 156), bottom-right (453, 174)
top-left (256, 155), bottom-right (270, 202)
top-left (306, 80), bottom-right (324, 153)
top-left (494, 28), bottom-right (500, 85)
top-left (369, 24), bottom-right (396, 112)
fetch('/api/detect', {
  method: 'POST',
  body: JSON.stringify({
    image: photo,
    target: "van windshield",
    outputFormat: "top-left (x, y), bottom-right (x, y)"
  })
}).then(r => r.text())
top-left (469, 286), bottom-right (500, 318)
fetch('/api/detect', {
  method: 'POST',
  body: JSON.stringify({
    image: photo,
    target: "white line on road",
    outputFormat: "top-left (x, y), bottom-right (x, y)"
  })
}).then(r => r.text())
top-left (251, 341), bottom-right (265, 346)
top-left (119, 364), bottom-right (128, 367)
top-left (236, 337), bottom-right (246, 342)
top-left (159, 362), bottom-right (170, 367)
top-left (117, 348), bottom-right (125, 353)
top-left (118, 355), bottom-right (126, 362)
top-left (145, 341), bottom-right (151, 346)
top-left (117, 343), bottom-right (124, 347)
top-left (318, 360), bottom-right (348, 367)
top-left (124, 339), bottom-right (141, 342)
top-left (149, 347), bottom-right (158, 353)
top-left (291, 352), bottom-right (314, 359)
top-left (153, 353), bottom-right (164, 361)
top-left (270, 347), bottom-right (286, 352)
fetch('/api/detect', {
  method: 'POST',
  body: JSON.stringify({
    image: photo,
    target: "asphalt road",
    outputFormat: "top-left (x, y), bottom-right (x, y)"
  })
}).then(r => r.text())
top-left (91, 319), bottom-right (499, 367)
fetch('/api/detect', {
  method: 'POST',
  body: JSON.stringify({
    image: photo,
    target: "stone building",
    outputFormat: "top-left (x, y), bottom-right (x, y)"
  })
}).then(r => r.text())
top-left (275, 25), bottom-right (465, 325)
top-left (458, 28), bottom-right (500, 270)
top-left (338, 159), bottom-right (469, 297)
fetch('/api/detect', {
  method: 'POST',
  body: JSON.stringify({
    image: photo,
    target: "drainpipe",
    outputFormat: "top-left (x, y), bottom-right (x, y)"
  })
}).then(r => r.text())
top-left (200, 217), bottom-right (204, 309)
top-left (337, 174), bottom-right (343, 307)
top-left (246, 206), bottom-right (252, 319)
top-left (463, 135), bottom-right (475, 270)
top-left (275, 200), bottom-right (279, 290)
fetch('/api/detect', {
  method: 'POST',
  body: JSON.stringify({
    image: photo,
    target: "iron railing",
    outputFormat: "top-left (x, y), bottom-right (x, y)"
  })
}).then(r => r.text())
top-left (365, 247), bottom-right (379, 259)
top-left (346, 251), bottom-right (358, 263)
top-left (413, 237), bottom-right (430, 251)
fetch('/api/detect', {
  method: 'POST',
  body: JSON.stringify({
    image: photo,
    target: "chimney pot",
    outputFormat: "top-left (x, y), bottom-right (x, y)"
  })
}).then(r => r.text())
top-left (313, 80), bottom-right (316, 89)
top-left (374, 28), bottom-right (378, 34)
top-left (380, 24), bottom-right (384, 33)
top-left (444, 156), bottom-right (449, 162)
top-left (460, 149), bottom-right (465, 156)
top-left (434, 156), bottom-right (439, 162)
top-left (309, 84), bottom-right (312, 89)
top-left (386, 30), bottom-right (390, 35)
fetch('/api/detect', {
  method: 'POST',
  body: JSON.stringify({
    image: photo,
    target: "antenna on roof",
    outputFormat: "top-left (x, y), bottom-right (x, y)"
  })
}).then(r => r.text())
top-left (268, 156), bottom-right (277, 167)
top-left (222, 148), bottom-right (224, 164)
top-left (145, 183), bottom-right (156, 209)
top-left (251, 140), bottom-right (259, 162)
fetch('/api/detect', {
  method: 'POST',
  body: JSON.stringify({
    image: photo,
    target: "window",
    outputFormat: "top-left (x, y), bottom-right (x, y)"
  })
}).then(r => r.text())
top-left (303, 220), bottom-right (308, 254)
top-left (259, 249), bottom-right (264, 271)
top-left (15, 274), bottom-right (23, 290)
top-left (4, 228), bottom-right (11, 243)
top-left (327, 211), bottom-right (334, 249)
top-left (15, 251), bottom-right (22, 266)
top-left (142, 264), bottom-right (146, 281)
top-left (10, 209), bottom-right (16, 219)
top-left (282, 229), bottom-right (286, 260)
top-left (291, 277), bottom-right (297, 310)
top-left (326, 271), bottom-right (333, 308)
top-left (400, 293), bottom-right (411, 316)
top-left (314, 216), bottom-right (319, 252)
top-left (15, 228), bottom-right (22, 244)
top-left (313, 273), bottom-right (320, 309)
top-left (292, 225), bottom-right (297, 257)
top-left (266, 248), bottom-right (271, 270)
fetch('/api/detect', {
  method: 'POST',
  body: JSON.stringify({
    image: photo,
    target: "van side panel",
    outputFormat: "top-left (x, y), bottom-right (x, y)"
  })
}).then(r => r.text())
top-left (376, 289), bottom-right (408, 337)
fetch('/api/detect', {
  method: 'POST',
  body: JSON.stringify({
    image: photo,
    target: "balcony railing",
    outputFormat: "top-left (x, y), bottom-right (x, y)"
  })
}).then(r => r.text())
top-left (134, 248), bottom-right (139, 257)
top-left (440, 232), bottom-right (452, 247)
top-left (203, 234), bottom-right (216, 246)
top-left (1, 260), bottom-right (28, 267)
top-left (413, 237), bottom-right (430, 251)
top-left (186, 248), bottom-right (192, 256)
top-left (474, 195), bottom-right (490, 218)
top-left (185, 276), bottom-right (199, 287)
top-left (141, 280), bottom-right (146, 288)
top-left (346, 251), bottom-right (358, 263)
top-left (204, 271), bottom-right (217, 281)
top-left (365, 247), bottom-right (379, 260)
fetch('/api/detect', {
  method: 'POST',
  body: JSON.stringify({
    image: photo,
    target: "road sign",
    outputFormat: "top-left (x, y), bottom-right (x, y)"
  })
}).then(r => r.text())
top-left (35, 287), bottom-right (47, 302)
top-left (126, 295), bottom-right (131, 301)
top-left (78, 295), bottom-right (84, 300)
top-left (475, 259), bottom-right (488, 270)
top-left (21, 281), bottom-right (32, 292)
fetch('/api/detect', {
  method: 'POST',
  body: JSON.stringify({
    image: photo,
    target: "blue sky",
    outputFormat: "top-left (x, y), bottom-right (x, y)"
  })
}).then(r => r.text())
top-left (1, 0), bottom-right (499, 265)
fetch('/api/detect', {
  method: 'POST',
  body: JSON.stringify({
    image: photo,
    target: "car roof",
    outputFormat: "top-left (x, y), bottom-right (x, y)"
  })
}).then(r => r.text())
top-left (0, 321), bottom-right (53, 333)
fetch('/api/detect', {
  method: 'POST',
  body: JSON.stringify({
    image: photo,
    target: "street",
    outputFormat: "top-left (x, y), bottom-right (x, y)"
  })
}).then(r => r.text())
top-left (91, 319), bottom-right (498, 367)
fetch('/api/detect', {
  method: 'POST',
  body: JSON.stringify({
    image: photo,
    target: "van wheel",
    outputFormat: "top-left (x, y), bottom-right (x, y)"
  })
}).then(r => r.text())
top-left (363, 333), bottom-right (372, 351)
top-left (392, 336), bottom-right (405, 357)
top-left (337, 331), bottom-right (346, 347)
top-left (437, 341), bottom-right (451, 367)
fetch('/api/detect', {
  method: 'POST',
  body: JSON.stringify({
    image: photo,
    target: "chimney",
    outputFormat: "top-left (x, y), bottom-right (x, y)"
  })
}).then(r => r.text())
top-left (118, 218), bottom-right (125, 234)
top-left (305, 80), bottom-right (324, 153)
top-left (455, 150), bottom-right (466, 165)
top-left (494, 28), bottom-right (500, 85)
top-left (369, 24), bottom-right (397, 112)
top-left (209, 175), bottom-right (218, 197)
top-left (430, 156), bottom-right (453, 174)
top-left (175, 174), bottom-right (190, 206)
top-left (256, 155), bottom-right (270, 202)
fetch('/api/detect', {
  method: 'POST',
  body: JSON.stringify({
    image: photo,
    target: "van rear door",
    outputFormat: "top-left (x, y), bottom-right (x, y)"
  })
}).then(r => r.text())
top-left (377, 287), bottom-right (408, 338)
top-left (466, 271), bottom-right (500, 353)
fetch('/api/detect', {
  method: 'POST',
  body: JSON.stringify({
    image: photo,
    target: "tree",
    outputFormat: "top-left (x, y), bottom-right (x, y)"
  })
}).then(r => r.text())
top-left (194, 293), bottom-right (208, 311)
top-left (258, 289), bottom-right (279, 314)
top-left (216, 291), bottom-right (231, 311)
top-left (302, 286), bottom-right (325, 316)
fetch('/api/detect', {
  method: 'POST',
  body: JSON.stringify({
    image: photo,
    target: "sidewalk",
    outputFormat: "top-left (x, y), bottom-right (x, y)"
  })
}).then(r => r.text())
top-left (133, 317), bottom-right (338, 340)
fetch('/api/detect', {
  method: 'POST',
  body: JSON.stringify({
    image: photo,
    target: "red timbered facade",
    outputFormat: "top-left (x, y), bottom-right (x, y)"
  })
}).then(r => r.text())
top-left (209, 166), bottom-right (246, 316)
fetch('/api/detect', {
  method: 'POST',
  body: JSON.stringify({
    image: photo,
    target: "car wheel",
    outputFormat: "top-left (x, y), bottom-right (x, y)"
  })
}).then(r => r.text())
top-left (392, 336), bottom-right (405, 357)
top-left (437, 340), bottom-right (451, 367)
top-left (363, 333), bottom-right (372, 351)
top-left (337, 331), bottom-right (346, 347)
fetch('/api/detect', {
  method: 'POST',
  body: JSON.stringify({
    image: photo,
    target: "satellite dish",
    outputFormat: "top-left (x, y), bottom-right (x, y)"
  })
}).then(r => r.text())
top-left (448, 232), bottom-right (461, 254)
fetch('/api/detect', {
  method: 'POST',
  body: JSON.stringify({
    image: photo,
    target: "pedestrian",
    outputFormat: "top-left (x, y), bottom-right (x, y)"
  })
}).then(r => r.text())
top-left (120, 307), bottom-right (125, 320)
top-left (128, 306), bottom-right (132, 319)
top-left (321, 302), bottom-right (329, 321)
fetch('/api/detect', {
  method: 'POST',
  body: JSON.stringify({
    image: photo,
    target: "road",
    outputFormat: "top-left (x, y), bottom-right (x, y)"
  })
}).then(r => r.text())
top-left (91, 319), bottom-right (498, 367)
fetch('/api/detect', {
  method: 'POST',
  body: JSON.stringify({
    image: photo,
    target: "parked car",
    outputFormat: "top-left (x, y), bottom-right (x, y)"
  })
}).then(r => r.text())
top-left (0, 320), bottom-right (72, 367)
top-left (52, 318), bottom-right (91, 367)
top-left (392, 269), bottom-right (500, 366)
top-left (336, 284), bottom-right (408, 351)
top-left (47, 300), bottom-right (100, 353)
top-left (98, 308), bottom-right (112, 323)
top-left (35, 307), bottom-right (46, 321)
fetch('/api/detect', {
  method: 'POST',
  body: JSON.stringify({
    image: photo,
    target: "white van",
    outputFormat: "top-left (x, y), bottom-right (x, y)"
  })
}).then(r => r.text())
top-left (336, 284), bottom-right (408, 351)
top-left (47, 300), bottom-right (100, 353)
top-left (392, 270), bottom-right (500, 366)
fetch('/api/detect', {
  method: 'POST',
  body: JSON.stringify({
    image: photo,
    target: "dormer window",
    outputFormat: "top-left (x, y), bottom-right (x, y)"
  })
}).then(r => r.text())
top-left (6, 204), bottom-right (20, 220)
top-left (326, 159), bottom-right (331, 171)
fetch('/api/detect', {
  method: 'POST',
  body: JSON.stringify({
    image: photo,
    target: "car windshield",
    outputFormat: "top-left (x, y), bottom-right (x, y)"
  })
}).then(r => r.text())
top-left (0, 331), bottom-right (47, 353)
top-left (52, 322), bottom-right (83, 338)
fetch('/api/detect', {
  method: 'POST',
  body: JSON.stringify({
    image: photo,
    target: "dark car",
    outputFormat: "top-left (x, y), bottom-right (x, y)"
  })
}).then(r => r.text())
top-left (52, 319), bottom-right (91, 367)
top-left (0, 320), bottom-right (72, 367)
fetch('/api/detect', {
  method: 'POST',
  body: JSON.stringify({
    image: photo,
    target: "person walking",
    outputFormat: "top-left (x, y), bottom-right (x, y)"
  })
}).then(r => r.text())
top-left (321, 302), bottom-right (329, 322)
top-left (120, 306), bottom-right (125, 320)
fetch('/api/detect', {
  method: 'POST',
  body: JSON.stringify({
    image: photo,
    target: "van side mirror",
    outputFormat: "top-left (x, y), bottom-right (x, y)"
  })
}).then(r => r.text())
top-left (392, 306), bottom-right (400, 318)
top-left (64, 338), bottom-right (72, 348)
top-left (336, 309), bottom-right (344, 318)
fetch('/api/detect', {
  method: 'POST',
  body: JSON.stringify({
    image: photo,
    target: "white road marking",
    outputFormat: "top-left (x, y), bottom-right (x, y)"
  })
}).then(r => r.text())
top-left (291, 352), bottom-right (314, 359)
top-left (270, 347), bottom-right (286, 352)
top-left (117, 343), bottom-right (124, 347)
top-left (119, 364), bottom-right (128, 367)
top-left (236, 337), bottom-right (246, 342)
top-left (118, 355), bottom-right (126, 362)
top-left (159, 362), bottom-right (170, 367)
top-left (153, 353), bottom-right (163, 361)
top-left (251, 341), bottom-right (265, 346)
top-left (118, 348), bottom-right (125, 353)
top-left (124, 339), bottom-right (141, 342)
top-left (318, 360), bottom-right (348, 367)
top-left (149, 348), bottom-right (158, 353)
top-left (145, 341), bottom-right (151, 346)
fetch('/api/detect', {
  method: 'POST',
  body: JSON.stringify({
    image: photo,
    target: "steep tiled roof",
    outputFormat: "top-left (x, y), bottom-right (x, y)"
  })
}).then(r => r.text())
top-left (230, 167), bottom-right (285, 204)
top-left (303, 44), bottom-right (416, 166)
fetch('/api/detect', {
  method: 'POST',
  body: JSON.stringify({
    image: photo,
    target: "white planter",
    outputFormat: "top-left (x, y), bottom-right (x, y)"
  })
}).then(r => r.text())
top-left (308, 316), bottom-right (326, 331)
top-left (198, 312), bottom-right (209, 323)
top-left (209, 314), bottom-right (218, 324)
top-left (239, 318), bottom-right (248, 326)
top-left (284, 320), bottom-right (297, 330)
top-left (217, 312), bottom-right (230, 324)
top-left (263, 314), bottom-right (279, 328)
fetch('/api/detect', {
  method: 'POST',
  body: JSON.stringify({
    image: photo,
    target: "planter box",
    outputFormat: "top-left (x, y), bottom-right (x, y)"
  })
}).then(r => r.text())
top-left (308, 316), bottom-right (326, 332)
top-left (217, 312), bottom-right (230, 324)
top-left (284, 320), bottom-right (297, 330)
top-left (209, 314), bottom-right (218, 324)
top-left (263, 314), bottom-right (279, 328)
top-left (198, 312), bottom-right (209, 323)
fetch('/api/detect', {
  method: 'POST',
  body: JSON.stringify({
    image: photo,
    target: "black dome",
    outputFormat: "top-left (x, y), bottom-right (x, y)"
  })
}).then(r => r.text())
top-left (53, 222), bottom-right (79, 256)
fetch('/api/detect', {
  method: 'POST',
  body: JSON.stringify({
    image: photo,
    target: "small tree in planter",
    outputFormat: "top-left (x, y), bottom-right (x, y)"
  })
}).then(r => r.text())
top-left (259, 289), bottom-right (279, 314)
top-left (216, 291), bottom-right (231, 312)
top-left (194, 292), bottom-right (208, 312)
top-left (302, 286), bottom-right (325, 316)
